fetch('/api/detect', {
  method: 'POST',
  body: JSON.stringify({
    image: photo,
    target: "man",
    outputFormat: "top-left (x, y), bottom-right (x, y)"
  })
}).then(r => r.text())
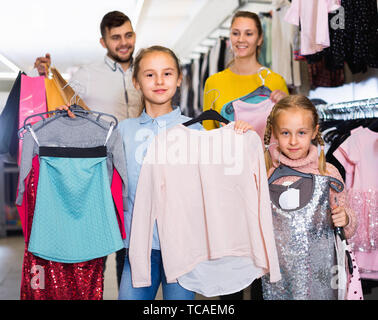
top-left (33, 11), bottom-right (143, 290)
top-left (34, 10), bottom-right (142, 121)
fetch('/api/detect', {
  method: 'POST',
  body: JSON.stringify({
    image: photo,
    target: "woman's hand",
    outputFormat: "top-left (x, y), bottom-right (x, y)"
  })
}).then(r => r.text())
top-left (331, 206), bottom-right (349, 227)
top-left (270, 89), bottom-right (288, 103)
top-left (56, 104), bottom-right (76, 118)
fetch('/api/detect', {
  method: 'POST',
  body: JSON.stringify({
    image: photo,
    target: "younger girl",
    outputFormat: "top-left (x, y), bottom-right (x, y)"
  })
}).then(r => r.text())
top-left (262, 95), bottom-right (357, 300)
top-left (117, 45), bottom-right (254, 300)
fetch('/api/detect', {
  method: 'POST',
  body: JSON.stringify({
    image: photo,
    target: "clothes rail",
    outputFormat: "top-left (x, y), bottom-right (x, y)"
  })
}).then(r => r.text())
top-left (316, 97), bottom-right (378, 121)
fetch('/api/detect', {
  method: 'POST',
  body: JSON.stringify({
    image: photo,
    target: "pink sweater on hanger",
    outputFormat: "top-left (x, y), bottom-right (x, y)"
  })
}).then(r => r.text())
top-left (129, 123), bottom-right (281, 288)
top-left (268, 144), bottom-right (357, 239)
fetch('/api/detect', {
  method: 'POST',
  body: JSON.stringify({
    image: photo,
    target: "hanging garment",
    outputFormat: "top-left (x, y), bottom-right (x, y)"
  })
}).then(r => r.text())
top-left (129, 123), bottom-right (281, 296)
top-left (233, 98), bottom-right (274, 143)
top-left (220, 95), bottom-right (268, 124)
top-left (336, 0), bottom-right (378, 74)
top-left (0, 72), bottom-right (22, 160)
top-left (262, 174), bottom-right (339, 300)
top-left (271, 0), bottom-right (301, 86)
top-left (18, 159), bottom-right (104, 300)
top-left (18, 75), bottom-right (47, 165)
top-left (284, 0), bottom-right (341, 55)
top-left (16, 115), bottom-right (128, 263)
top-left (333, 126), bottom-right (378, 279)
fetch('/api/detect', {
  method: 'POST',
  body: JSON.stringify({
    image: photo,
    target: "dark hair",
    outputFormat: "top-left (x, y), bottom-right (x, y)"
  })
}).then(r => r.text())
top-left (227, 10), bottom-right (264, 68)
top-left (100, 11), bottom-right (132, 37)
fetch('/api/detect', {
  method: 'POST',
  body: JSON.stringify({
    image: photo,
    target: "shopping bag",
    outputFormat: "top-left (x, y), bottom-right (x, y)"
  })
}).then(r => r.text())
top-left (44, 77), bottom-right (67, 111)
top-left (0, 72), bottom-right (22, 160)
top-left (50, 67), bottom-right (89, 110)
top-left (18, 75), bottom-right (47, 165)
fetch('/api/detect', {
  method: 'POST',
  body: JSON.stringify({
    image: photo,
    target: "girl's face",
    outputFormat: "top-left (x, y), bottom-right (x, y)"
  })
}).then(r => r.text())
top-left (230, 17), bottom-right (263, 59)
top-left (133, 51), bottom-right (182, 108)
top-left (273, 108), bottom-right (319, 160)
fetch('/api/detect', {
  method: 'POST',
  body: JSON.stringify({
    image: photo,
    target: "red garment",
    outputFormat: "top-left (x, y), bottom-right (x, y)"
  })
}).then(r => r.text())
top-left (17, 156), bottom-right (104, 300)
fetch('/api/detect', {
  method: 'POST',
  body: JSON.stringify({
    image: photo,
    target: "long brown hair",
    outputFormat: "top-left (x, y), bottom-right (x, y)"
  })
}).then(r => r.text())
top-left (263, 95), bottom-right (327, 175)
top-left (227, 11), bottom-right (264, 68)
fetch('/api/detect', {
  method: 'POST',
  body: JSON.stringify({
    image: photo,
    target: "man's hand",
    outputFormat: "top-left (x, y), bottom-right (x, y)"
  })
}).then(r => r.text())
top-left (34, 53), bottom-right (51, 77)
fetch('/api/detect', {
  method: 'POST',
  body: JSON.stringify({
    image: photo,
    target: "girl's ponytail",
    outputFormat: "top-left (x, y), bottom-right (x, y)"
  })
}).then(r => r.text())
top-left (263, 115), bottom-right (273, 175)
top-left (316, 131), bottom-right (328, 175)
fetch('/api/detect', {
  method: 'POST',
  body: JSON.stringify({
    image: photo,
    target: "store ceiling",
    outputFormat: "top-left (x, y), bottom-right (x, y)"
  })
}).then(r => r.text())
top-left (0, 0), bottom-right (272, 80)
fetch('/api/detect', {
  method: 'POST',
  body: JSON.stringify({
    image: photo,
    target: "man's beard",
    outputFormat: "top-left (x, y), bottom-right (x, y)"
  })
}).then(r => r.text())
top-left (108, 47), bottom-right (134, 64)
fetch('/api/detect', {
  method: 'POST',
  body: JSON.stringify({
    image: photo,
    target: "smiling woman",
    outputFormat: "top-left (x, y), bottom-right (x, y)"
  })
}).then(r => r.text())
top-left (202, 11), bottom-right (289, 131)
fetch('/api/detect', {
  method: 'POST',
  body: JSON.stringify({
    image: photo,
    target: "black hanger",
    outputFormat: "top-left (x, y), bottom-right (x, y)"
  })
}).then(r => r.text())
top-left (269, 164), bottom-right (344, 192)
top-left (268, 165), bottom-right (313, 185)
top-left (183, 109), bottom-right (230, 127)
top-left (18, 104), bottom-right (118, 139)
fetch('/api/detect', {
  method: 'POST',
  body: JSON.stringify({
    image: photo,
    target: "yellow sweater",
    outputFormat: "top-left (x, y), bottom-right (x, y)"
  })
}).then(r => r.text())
top-left (203, 68), bottom-right (288, 130)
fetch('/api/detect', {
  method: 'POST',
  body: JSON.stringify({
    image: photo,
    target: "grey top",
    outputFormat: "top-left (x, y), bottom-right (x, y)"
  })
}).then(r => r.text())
top-left (16, 114), bottom-right (128, 209)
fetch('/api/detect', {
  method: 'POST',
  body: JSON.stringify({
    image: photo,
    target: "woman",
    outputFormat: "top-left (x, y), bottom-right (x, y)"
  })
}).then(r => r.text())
top-left (203, 11), bottom-right (289, 131)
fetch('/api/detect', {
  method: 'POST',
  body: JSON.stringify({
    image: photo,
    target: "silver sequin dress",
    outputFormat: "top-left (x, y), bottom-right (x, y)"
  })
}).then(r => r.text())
top-left (262, 174), bottom-right (339, 300)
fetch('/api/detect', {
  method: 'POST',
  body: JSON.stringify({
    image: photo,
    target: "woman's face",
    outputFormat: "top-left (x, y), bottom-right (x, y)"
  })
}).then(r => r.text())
top-left (230, 17), bottom-right (263, 59)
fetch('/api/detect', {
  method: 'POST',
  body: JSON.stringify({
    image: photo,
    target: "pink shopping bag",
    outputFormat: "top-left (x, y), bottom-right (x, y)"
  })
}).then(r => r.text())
top-left (18, 75), bottom-right (47, 165)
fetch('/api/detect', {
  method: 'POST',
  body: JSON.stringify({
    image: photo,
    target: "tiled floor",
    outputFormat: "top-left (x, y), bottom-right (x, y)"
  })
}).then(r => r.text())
top-left (1, 232), bottom-right (377, 300)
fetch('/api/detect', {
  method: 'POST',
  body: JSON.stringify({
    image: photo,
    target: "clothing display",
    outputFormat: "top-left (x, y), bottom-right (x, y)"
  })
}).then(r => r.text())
top-left (261, 144), bottom-right (359, 299)
top-left (17, 156), bottom-right (104, 300)
top-left (16, 113), bottom-right (127, 264)
top-left (272, 0), bottom-right (301, 87)
top-left (263, 174), bottom-right (339, 300)
top-left (333, 126), bottom-right (378, 278)
top-left (284, 0), bottom-right (341, 55)
top-left (129, 123), bottom-right (281, 296)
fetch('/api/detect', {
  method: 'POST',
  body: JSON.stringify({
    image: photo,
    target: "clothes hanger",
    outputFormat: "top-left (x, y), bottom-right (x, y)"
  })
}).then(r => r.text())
top-left (18, 97), bottom-right (118, 140)
top-left (223, 67), bottom-right (272, 115)
top-left (268, 164), bottom-right (344, 193)
top-left (183, 89), bottom-right (230, 127)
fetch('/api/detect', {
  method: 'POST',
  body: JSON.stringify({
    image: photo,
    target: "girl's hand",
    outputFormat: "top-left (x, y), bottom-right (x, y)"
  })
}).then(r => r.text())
top-left (221, 120), bottom-right (254, 134)
top-left (331, 206), bottom-right (349, 227)
top-left (56, 104), bottom-right (76, 118)
top-left (270, 90), bottom-right (287, 103)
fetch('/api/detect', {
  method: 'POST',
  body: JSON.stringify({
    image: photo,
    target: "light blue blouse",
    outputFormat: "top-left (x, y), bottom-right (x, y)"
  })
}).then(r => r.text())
top-left (118, 107), bottom-right (203, 250)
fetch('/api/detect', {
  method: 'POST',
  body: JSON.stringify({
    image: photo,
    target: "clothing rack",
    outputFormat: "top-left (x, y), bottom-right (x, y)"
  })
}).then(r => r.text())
top-left (188, 0), bottom-right (272, 59)
top-left (316, 97), bottom-right (378, 121)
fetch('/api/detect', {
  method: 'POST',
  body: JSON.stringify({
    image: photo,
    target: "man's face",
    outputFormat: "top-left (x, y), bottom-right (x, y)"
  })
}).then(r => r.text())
top-left (100, 21), bottom-right (136, 64)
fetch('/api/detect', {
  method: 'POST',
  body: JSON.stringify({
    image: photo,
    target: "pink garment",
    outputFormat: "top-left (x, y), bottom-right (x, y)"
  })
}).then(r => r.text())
top-left (284, 0), bottom-right (341, 55)
top-left (346, 249), bottom-right (363, 300)
top-left (111, 168), bottom-right (126, 240)
top-left (129, 123), bottom-right (281, 287)
top-left (333, 127), bottom-right (378, 278)
top-left (233, 98), bottom-right (274, 144)
top-left (268, 144), bottom-right (357, 239)
top-left (18, 75), bottom-right (47, 165)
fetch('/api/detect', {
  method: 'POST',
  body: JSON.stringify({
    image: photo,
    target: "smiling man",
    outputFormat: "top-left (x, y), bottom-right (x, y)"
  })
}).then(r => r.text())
top-left (34, 11), bottom-right (143, 122)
